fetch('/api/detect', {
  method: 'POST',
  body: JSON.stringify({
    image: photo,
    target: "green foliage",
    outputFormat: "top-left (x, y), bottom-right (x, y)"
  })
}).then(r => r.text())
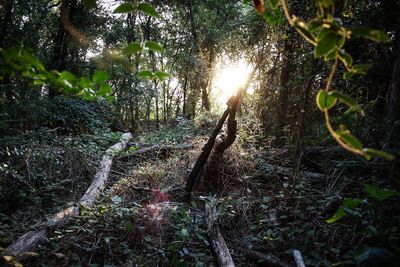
top-left (123, 42), bottom-right (143, 55)
top-left (145, 41), bottom-right (164, 53)
top-left (363, 184), bottom-right (399, 202)
top-left (113, 3), bottom-right (135, 13)
top-left (263, 0), bottom-right (395, 160)
top-left (0, 46), bottom-right (113, 100)
top-left (113, 2), bottom-right (160, 18)
top-left (326, 198), bottom-right (363, 224)
top-left (137, 3), bottom-right (160, 18)
top-left (316, 90), bottom-right (337, 111)
top-left (326, 184), bottom-right (398, 224)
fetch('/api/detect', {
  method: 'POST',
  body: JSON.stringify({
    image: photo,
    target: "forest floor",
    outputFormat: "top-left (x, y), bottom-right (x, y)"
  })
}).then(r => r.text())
top-left (1, 115), bottom-right (399, 267)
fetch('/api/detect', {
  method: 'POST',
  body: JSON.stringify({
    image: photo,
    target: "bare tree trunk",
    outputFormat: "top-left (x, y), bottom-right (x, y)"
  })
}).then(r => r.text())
top-left (183, 74), bottom-right (188, 116)
top-left (386, 39), bottom-right (400, 144)
top-left (293, 61), bottom-right (317, 158)
top-left (275, 40), bottom-right (293, 147)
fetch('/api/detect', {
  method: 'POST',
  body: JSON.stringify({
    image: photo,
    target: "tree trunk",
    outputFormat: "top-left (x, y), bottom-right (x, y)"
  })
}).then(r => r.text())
top-left (293, 60), bottom-right (318, 158)
top-left (0, 0), bottom-right (13, 47)
top-left (275, 40), bottom-right (293, 147)
top-left (386, 39), bottom-right (400, 144)
top-left (183, 74), bottom-right (188, 116)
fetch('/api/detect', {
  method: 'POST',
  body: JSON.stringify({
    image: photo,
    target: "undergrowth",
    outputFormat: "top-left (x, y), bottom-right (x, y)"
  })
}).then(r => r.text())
top-left (1, 113), bottom-right (399, 266)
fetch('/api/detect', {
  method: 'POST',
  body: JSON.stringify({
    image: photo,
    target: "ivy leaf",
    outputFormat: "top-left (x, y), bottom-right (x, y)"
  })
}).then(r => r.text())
top-left (338, 130), bottom-right (363, 150)
top-left (155, 71), bottom-right (170, 80)
top-left (83, 0), bottom-right (97, 9)
top-left (350, 64), bottom-right (372, 75)
top-left (314, 32), bottom-right (341, 58)
top-left (339, 50), bottom-right (353, 67)
top-left (137, 70), bottom-right (154, 79)
top-left (93, 70), bottom-right (109, 83)
top-left (329, 91), bottom-right (362, 113)
top-left (316, 90), bottom-right (337, 111)
top-left (137, 3), bottom-right (160, 18)
top-left (362, 148), bottom-right (395, 161)
top-left (145, 41), bottom-right (164, 52)
top-left (350, 27), bottom-right (390, 43)
top-left (113, 3), bottom-right (135, 13)
top-left (363, 184), bottom-right (398, 202)
top-left (123, 42), bottom-right (142, 55)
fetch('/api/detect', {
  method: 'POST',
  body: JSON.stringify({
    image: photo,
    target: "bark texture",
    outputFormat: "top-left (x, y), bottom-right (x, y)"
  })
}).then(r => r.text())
top-left (205, 201), bottom-right (235, 267)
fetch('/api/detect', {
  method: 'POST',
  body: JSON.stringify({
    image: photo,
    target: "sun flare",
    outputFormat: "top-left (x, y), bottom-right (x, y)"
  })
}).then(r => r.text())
top-left (212, 59), bottom-right (252, 107)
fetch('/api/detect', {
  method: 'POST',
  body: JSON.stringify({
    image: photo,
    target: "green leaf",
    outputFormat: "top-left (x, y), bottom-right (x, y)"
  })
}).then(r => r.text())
top-left (83, 0), bottom-right (97, 9)
top-left (123, 42), bottom-right (142, 55)
top-left (363, 184), bottom-right (398, 202)
top-left (342, 198), bottom-right (363, 208)
top-left (155, 71), bottom-right (170, 80)
top-left (316, 90), bottom-right (337, 111)
top-left (362, 148), bottom-right (395, 161)
top-left (98, 84), bottom-right (112, 96)
top-left (338, 131), bottom-right (363, 150)
top-left (269, 0), bottom-right (279, 10)
top-left (339, 50), bottom-right (353, 67)
top-left (315, 32), bottom-right (341, 58)
top-left (93, 70), bottom-right (109, 83)
top-left (59, 71), bottom-right (76, 88)
top-left (350, 64), bottom-right (372, 75)
top-left (137, 70), bottom-right (154, 79)
top-left (113, 3), bottom-right (135, 13)
top-left (350, 27), bottom-right (390, 43)
top-left (326, 208), bottom-right (346, 224)
top-left (137, 3), bottom-right (160, 18)
top-left (144, 41), bottom-right (164, 52)
top-left (329, 91), bottom-right (362, 113)
top-left (307, 18), bottom-right (323, 33)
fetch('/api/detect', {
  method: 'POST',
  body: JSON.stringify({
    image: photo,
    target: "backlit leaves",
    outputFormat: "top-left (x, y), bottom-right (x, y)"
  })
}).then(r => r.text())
top-left (137, 70), bottom-right (154, 79)
top-left (113, 2), bottom-right (160, 17)
top-left (155, 71), bottom-right (170, 80)
top-left (113, 3), bottom-right (135, 13)
top-left (145, 41), bottom-right (164, 53)
top-left (137, 3), bottom-right (160, 17)
top-left (123, 42), bottom-right (143, 55)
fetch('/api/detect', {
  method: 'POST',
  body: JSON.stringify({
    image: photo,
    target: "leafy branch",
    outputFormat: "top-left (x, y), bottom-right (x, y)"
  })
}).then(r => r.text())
top-left (253, 0), bottom-right (394, 160)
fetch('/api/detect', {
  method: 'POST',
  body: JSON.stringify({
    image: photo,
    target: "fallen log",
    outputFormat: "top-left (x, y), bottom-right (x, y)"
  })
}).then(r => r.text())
top-left (2, 133), bottom-right (132, 257)
top-left (205, 200), bottom-right (235, 267)
top-left (242, 249), bottom-right (291, 267)
top-left (118, 143), bottom-right (193, 159)
top-left (260, 162), bottom-right (325, 181)
top-left (292, 249), bottom-right (305, 267)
